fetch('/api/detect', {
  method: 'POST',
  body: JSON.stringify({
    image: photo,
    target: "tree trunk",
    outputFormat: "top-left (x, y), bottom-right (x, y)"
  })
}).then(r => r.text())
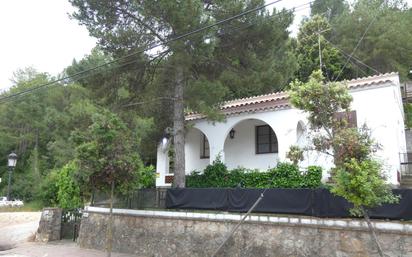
top-left (362, 208), bottom-right (385, 257)
top-left (106, 181), bottom-right (115, 257)
top-left (173, 67), bottom-right (186, 188)
top-left (33, 129), bottom-right (39, 178)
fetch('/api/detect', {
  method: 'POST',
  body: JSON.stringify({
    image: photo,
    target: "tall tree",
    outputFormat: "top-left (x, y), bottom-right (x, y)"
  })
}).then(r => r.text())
top-left (290, 70), bottom-right (399, 257)
top-left (0, 68), bottom-right (96, 200)
top-left (72, 109), bottom-right (143, 257)
top-left (295, 15), bottom-right (353, 82)
top-left (311, 0), bottom-right (349, 21)
top-left (69, 0), bottom-right (297, 187)
top-left (327, 0), bottom-right (412, 78)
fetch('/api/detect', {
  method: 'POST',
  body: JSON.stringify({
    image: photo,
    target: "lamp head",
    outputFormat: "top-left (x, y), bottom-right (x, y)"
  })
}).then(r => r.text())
top-left (229, 129), bottom-right (235, 139)
top-left (7, 152), bottom-right (17, 168)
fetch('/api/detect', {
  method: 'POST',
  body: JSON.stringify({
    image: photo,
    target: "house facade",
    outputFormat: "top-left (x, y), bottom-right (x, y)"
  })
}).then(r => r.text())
top-left (156, 72), bottom-right (406, 187)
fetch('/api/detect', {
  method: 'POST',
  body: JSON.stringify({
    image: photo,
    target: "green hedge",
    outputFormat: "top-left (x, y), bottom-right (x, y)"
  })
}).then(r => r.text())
top-left (186, 160), bottom-right (322, 189)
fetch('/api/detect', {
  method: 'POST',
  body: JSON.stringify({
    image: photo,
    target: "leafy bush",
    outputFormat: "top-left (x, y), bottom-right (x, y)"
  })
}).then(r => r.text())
top-left (38, 171), bottom-right (59, 207)
top-left (186, 159), bottom-right (322, 189)
top-left (138, 165), bottom-right (156, 188)
top-left (301, 166), bottom-right (323, 188)
top-left (332, 158), bottom-right (399, 216)
top-left (286, 145), bottom-right (304, 165)
top-left (405, 103), bottom-right (412, 128)
top-left (56, 161), bottom-right (82, 209)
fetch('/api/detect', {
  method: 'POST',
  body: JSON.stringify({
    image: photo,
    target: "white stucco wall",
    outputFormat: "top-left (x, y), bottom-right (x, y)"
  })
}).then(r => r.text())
top-left (224, 119), bottom-right (278, 170)
top-left (185, 128), bottom-right (210, 172)
top-left (349, 81), bottom-right (406, 184)
top-left (155, 140), bottom-right (171, 187)
top-left (192, 108), bottom-right (304, 168)
top-left (156, 73), bottom-right (406, 186)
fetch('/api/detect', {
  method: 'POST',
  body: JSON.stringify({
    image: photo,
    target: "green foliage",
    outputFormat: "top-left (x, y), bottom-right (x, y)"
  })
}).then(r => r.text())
top-left (56, 162), bottom-right (82, 209)
top-left (333, 125), bottom-right (378, 164)
top-left (327, 0), bottom-right (412, 79)
top-left (7, 172), bottom-right (37, 201)
top-left (138, 165), bottom-right (156, 189)
top-left (302, 166), bottom-right (324, 188)
top-left (332, 158), bottom-right (399, 216)
top-left (37, 171), bottom-right (59, 207)
top-left (186, 159), bottom-right (323, 189)
top-left (295, 15), bottom-right (353, 82)
top-left (289, 70), bottom-right (352, 132)
top-left (69, 0), bottom-right (298, 102)
top-left (404, 103), bottom-right (412, 128)
top-left (289, 69), bottom-right (399, 219)
top-left (270, 163), bottom-right (302, 188)
top-left (311, 0), bottom-right (349, 21)
top-left (286, 145), bottom-right (304, 165)
top-left (73, 109), bottom-right (143, 195)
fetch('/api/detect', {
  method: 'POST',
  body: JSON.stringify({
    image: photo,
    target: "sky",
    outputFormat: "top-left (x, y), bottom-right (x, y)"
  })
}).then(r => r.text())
top-left (0, 0), bottom-right (410, 92)
top-left (0, 0), bottom-right (96, 91)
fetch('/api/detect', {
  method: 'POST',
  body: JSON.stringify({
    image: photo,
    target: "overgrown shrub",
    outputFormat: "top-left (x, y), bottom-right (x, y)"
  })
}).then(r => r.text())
top-left (301, 166), bottom-right (323, 188)
top-left (405, 103), bottom-right (412, 128)
top-left (56, 161), bottom-right (82, 209)
top-left (37, 171), bottom-right (59, 207)
top-left (138, 165), bottom-right (156, 188)
top-left (186, 159), bottom-right (322, 189)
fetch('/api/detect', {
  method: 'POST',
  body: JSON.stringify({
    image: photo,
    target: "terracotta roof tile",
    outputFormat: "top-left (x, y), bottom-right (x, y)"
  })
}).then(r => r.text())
top-left (186, 72), bottom-right (399, 121)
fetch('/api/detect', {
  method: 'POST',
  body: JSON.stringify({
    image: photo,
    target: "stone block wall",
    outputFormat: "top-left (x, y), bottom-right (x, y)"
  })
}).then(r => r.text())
top-left (35, 207), bottom-right (62, 242)
top-left (78, 207), bottom-right (412, 257)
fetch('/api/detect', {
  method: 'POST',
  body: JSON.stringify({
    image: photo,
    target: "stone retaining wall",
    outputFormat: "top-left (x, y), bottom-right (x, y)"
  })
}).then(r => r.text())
top-left (35, 208), bottom-right (62, 242)
top-left (79, 207), bottom-right (412, 257)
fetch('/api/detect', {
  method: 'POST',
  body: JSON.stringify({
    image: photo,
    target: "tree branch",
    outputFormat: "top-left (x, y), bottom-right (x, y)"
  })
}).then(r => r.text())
top-left (114, 6), bottom-right (167, 44)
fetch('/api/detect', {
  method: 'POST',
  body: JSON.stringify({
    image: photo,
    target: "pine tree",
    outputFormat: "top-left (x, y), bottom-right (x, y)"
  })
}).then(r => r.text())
top-left (69, 0), bottom-right (297, 187)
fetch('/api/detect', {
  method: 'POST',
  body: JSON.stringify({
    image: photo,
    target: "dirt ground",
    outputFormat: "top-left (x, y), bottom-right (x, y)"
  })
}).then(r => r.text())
top-left (0, 212), bottom-right (41, 246)
top-left (0, 212), bottom-right (137, 257)
top-left (0, 240), bottom-right (135, 257)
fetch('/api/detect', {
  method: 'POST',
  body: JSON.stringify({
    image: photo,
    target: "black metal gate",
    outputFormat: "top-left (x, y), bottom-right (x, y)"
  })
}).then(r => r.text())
top-left (61, 209), bottom-right (82, 241)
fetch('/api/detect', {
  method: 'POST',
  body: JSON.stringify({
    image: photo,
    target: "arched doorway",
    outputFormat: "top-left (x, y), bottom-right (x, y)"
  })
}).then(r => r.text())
top-left (223, 119), bottom-right (278, 170)
top-left (185, 127), bottom-right (210, 173)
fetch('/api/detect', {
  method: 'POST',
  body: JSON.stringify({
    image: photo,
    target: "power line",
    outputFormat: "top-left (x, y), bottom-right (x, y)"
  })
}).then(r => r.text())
top-left (1, 0), bottom-right (320, 106)
top-left (333, 3), bottom-right (383, 81)
top-left (0, 50), bottom-right (168, 105)
top-left (323, 37), bottom-right (381, 75)
top-left (0, 0), bottom-right (285, 104)
top-left (121, 2), bottom-right (318, 108)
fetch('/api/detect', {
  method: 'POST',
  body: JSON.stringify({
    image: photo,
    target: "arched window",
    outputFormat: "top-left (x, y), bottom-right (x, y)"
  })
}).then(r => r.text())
top-left (200, 134), bottom-right (210, 159)
top-left (255, 125), bottom-right (278, 154)
top-left (296, 121), bottom-right (306, 147)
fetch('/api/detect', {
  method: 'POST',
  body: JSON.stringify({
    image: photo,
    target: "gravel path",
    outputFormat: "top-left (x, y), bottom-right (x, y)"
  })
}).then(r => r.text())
top-left (0, 241), bottom-right (136, 257)
top-left (0, 212), bottom-right (41, 245)
top-left (0, 213), bottom-right (138, 257)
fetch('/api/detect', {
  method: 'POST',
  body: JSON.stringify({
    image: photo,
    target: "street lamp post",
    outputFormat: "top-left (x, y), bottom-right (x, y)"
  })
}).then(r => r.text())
top-left (6, 152), bottom-right (17, 201)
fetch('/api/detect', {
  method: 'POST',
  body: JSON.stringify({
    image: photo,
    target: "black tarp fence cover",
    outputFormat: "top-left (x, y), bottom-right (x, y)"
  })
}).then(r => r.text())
top-left (166, 188), bottom-right (412, 220)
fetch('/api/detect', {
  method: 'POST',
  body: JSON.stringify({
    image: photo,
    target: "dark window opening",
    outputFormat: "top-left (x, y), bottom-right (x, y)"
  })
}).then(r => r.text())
top-left (256, 125), bottom-right (278, 154)
top-left (200, 134), bottom-right (210, 159)
top-left (334, 110), bottom-right (357, 128)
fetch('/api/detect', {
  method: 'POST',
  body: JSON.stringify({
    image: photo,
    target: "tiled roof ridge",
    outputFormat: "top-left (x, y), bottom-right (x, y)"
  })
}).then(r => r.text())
top-left (223, 72), bottom-right (398, 105)
top-left (186, 72), bottom-right (398, 121)
top-left (346, 72), bottom-right (398, 84)
top-left (223, 91), bottom-right (287, 105)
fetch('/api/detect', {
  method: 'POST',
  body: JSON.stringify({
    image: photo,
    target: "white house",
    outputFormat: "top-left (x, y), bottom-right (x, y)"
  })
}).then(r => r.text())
top-left (156, 72), bottom-right (407, 187)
